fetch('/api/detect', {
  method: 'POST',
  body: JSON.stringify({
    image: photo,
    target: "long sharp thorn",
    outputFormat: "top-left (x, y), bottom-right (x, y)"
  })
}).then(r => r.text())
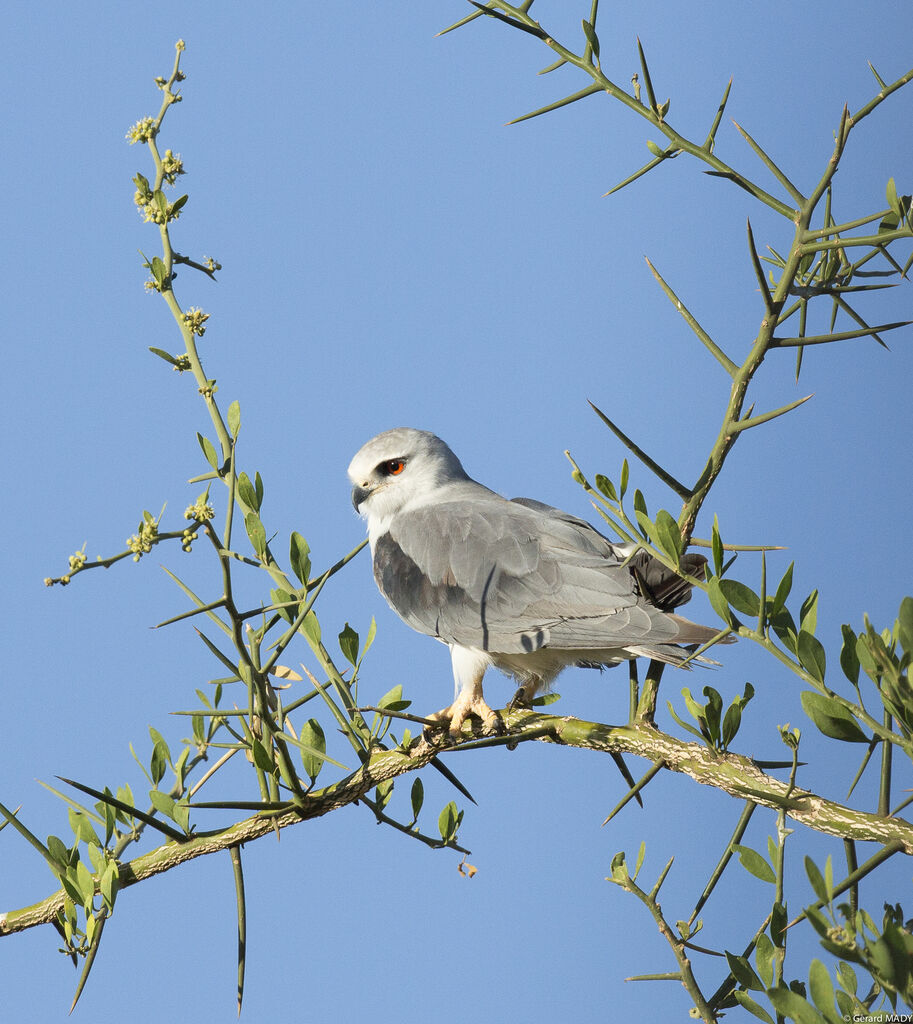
top-left (588, 400), bottom-right (691, 499)
top-left (57, 777), bottom-right (187, 841)
top-left (644, 257), bottom-right (738, 376)
top-left (731, 119), bottom-right (804, 205)
top-left (746, 218), bottom-right (773, 313)
top-left (68, 911), bottom-right (107, 1014)
top-left (868, 61), bottom-right (887, 90)
top-left (507, 83), bottom-right (603, 126)
top-left (730, 394), bottom-right (814, 433)
top-left (436, 8), bottom-right (485, 36)
top-left (636, 36), bottom-right (658, 112)
top-left (772, 321), bottom-right (911, 347)
top-left (465, 1), bottom-right (548, 38)
top-left (230, 846), bottom-right (246, 1017)
top-left (703, 77), bottom-right (732, 150)
top-left (430, 756), bottom-right (477, 805)
top-left (604, 154), bottom-right (675, 197)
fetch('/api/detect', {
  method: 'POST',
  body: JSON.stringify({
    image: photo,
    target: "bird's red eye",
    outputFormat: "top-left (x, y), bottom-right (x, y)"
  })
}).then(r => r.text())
top-left (382, 459), bottom-right (406, 476)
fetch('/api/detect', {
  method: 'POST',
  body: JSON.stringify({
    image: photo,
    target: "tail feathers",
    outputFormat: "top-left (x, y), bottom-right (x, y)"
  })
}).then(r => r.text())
top-left (628, 551), bottom-right (707, 610)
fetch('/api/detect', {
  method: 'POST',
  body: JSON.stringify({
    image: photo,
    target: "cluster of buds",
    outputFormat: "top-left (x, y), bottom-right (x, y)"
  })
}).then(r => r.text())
top-left (184, 495), bottom-right (215, 523)
top-left (125, 117), bottom-right (157, 145)
top-left (182, 493), bottom-right (214, 552)
top-left (45, 547), bottom-right (90, 586)
top-left (161, 149), bottom-right (185, 185)
top-left (182, 307), bottom-right (210, 336)
top-left (68, 548), bottom-right (87, 573)
top-left (126, 513), bottom-right (159, 561)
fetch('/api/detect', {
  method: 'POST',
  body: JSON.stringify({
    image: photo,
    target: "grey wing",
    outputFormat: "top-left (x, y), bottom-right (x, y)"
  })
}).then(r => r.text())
top-left (373, 497), bottom-right (693, 654)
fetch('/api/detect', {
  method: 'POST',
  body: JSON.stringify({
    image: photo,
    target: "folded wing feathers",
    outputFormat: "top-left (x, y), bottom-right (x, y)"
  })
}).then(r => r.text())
top-left (378, 493), bottom-right (720, 659)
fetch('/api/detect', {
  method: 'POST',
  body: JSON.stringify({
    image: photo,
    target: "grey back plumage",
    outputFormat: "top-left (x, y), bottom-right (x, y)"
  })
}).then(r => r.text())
top-left (372, 485), bottom-right (715, 658)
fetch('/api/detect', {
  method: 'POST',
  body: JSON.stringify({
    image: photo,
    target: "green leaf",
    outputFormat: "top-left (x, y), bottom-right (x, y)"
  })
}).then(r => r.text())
top-left (438, 801), bottom-right (459, 842)
top-left (707, 577), bottom-right (734, 626)
top-left (375, 778), bottom-right (393, 811)
top-left (68, 809), bottom-right (100, 847)
top-left (653, 509), bottom-right (682, 563)
top-left (897, 596), bottom-right (913, 654)
top-left (338, 624), bottom-right (359, 667)
top-left (770, 607), bottom-right (799, 655)
top-left (720, 579), bottom-right (760, 616)
top-left (800, 691), bottom-right (868, 743)
top-left (74, 860), bottom-right (95, 908)
top-left (377, 684), bottom-right (411, 713)
top-left (594, 473), bottom-right (617, 502)
top-left (227, 400), bottom-right (241, 439)
top-left (835, 961), bottom-right (857, 996)
top-left (148, 346), bottom-right (179, 366)
top-left (410, 777), bottom-right (424, 821)
top-left (887, 176), bottom-right (901, 216)
top-left (244, 512), bottom-right (267, 558)
top-left (771, 901), bottom-right (788, 947)
top-left (197, 432), bottom-right (219, 470)
top-left (619, 459), bottom-right (629, 499)
top-left (726, 950), bottom-right (764, 991)
top-left (711, 515), bottom-right (724, 577)
top-left (799, 589), bottom-right (819, 635)
top-left (170, 193), bottom-right (188, 215)
top-left (721, 682), bottom-right (755, 748)
top-left (771, 562), bottom-right (794, 614)
top-left (581, 19), bottom-right (599, 61)
top-left (100, 861), bottom-right (119, 911)
top-left (755, 932), bottom-right (775, 989)
top-left (250, 739), bottom-right (275, 774)
top-left (633, 841), bottom-right (646, 880)
top-left (646, 139), bottom-right (664, 157)
top-left (270, 587), bottom-right (294, 624)
top-left (732, 843), bottom-right (776, 884)
top-left (797, 631), bottom-right (826, 683)
top-left (839, 625), bottom-right (860, 684)
top-left (360, 617), bottom-right (377, 662)
top-left (807, 959), bottom-right (836, 1018)
top-left (633, 489), bottom-right (648, 518)
top-left (766, 986), bottom-right (822, 1024)
top-left (531, 691), bottom-right (562, 707)
top-left (804, 855), bottom-right (830, 904)
top-left (149, 727), bottom-right (172, 765)
top-left (149, 742), bottom-right (168, 786)
top-left (237, 472), bottom-right (260, 512)
top-left (666, 700), bottom-right (708, 743)
top-left (289, 532), bottom-right (310, 585)
top-left (148, 788), bottom-right (178, 822)
top-left (299, 719), bottom-right (326, 782)
top-left (46, 834), bottom-right (72, 874)
top-left (300, 610), bottom-right (321, 646)
top-left (732, 991), bottom-right (775, 1024)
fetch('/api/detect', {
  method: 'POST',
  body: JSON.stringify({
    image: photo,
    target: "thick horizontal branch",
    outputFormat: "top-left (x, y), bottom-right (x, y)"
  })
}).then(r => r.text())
top-left (3, 712), bottom-right (911, 936)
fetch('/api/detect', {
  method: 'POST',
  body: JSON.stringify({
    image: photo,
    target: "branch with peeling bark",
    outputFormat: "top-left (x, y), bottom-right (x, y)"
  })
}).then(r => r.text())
top-left (4, 709), bottom-right (910, 937)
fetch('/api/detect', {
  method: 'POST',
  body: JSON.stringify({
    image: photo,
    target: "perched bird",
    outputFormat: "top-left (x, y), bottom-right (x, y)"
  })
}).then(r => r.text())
top-left (348, 427), bottom-right (724, 736)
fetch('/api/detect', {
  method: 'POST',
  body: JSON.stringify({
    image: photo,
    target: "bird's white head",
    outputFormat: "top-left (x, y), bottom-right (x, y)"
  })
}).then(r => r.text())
top-left (347, 428), bottom-right (469, 542)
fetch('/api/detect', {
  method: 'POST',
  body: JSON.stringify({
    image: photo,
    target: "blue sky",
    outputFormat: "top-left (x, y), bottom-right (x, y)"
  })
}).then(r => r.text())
top-left (3, 3), bottom-right (912, 1021)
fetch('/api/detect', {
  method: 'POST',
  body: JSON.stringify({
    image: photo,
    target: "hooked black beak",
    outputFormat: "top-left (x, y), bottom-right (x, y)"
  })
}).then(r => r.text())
top-left (351, 484), bottom-right (371, 512)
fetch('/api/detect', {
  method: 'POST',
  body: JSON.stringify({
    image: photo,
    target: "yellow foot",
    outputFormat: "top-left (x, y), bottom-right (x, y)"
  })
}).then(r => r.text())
top-left (427, 692), bottom-right (500, 739)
